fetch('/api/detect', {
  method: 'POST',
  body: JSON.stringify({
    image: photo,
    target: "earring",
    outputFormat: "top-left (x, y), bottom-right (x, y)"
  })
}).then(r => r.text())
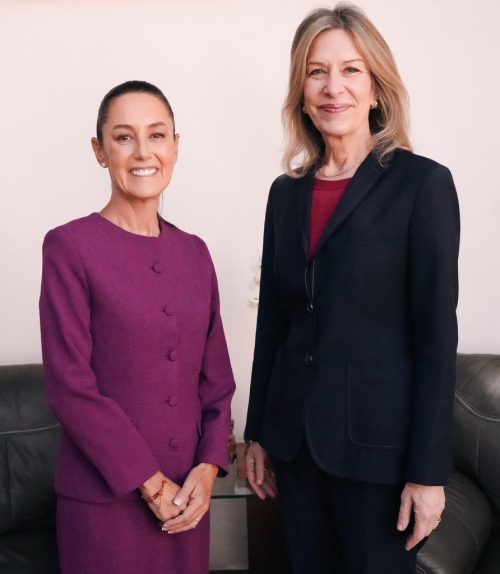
top-left (302, 106), bottom-right (308, 114)
top-left (370, 101), bottom-right (378, 109)
top-left (100, 161), bottom-right (107, 168)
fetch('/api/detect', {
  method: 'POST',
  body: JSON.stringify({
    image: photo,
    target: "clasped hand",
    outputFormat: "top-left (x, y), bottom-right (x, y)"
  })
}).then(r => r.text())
top-left (141, 464), bottom-right (218, 534)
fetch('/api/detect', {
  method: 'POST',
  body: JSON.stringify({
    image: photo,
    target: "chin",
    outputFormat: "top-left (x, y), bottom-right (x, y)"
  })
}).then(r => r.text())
top-left (122, 188), bottom-right (163, 201)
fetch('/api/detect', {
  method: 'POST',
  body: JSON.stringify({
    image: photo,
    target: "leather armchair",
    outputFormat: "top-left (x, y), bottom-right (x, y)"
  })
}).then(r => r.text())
top-left (417, 354), bottom-right (500, 574)
top-left (0, 364), bottom-right (60, 574)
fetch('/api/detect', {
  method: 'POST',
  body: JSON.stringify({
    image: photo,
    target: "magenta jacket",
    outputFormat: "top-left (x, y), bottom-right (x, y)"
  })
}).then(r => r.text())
top-left (39, 213), bottom-right (235, 503)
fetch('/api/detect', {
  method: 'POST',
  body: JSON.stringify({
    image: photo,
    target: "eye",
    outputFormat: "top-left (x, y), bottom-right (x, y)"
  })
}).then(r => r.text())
top-left (116, 134), bottom-right (132, 142)
top-left (151, 132), bottom-right (166, 139)
top-left (345, 66), bottom-right (361, 74)
top-left (308, 68), bottom-right (327, 77)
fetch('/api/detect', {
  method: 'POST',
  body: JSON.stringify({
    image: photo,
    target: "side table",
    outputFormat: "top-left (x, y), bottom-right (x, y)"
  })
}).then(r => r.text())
top-left (212, 444), bottom-right (290, 574)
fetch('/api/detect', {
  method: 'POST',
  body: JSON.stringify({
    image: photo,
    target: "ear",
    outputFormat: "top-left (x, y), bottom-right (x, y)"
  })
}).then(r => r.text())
top-left (173, 133), bottom-right (180, 163)
top-left (91, 137), bottom-right (108, 168)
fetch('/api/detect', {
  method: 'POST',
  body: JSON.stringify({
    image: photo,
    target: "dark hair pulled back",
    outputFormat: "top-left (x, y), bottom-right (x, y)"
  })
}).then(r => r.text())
top-left (96, 80), bottom-right (175, 142)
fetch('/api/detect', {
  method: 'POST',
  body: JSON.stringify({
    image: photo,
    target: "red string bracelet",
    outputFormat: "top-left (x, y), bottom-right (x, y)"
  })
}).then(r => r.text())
top-left (143, 480), bottom-right (166, 507)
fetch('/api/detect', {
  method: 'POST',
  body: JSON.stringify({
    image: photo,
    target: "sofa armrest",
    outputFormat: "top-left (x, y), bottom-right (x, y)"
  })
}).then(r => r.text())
top-left (417, 471), bottom-right (492, 574)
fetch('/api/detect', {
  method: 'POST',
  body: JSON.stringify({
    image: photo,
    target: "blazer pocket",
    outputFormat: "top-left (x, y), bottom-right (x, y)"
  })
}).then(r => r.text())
top-left (347, 357), bottom-right (412, 449)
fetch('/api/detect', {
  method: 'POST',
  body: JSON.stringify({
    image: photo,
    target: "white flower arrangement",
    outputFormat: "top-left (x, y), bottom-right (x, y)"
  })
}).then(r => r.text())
top-left (248, 258), bottom-right (261, 308)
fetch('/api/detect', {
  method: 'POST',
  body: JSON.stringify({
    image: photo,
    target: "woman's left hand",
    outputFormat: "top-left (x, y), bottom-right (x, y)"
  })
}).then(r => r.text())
top-left (161, 463), bottom-right (218, 534)
top-left (397, 482), bottom-right (445, 550)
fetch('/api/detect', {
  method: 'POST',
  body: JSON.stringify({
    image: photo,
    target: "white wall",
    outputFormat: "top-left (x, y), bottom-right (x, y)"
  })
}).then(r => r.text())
top-left (1, 0), bottom-right (499, 442)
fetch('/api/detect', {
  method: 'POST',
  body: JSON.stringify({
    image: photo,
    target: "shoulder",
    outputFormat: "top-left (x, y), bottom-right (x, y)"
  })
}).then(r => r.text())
top-left (271, 172), bottom-right (296, 189)
top-left (266, 171), bottom-right (310, 209)
top-left (162, 219), bottom-right (213, 267)
top-left (390, 152), bottom-right (459, 222)
top-left (42, 214), bottom-right (96, 256)
top-left (269, 172), bottom-right (300, 195)
top-left (389, 150), bottom-right (453, 181)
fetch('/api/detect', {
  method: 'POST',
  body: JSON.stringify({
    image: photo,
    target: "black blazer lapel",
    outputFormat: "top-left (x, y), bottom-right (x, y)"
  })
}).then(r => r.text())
top-left (315, 152), bottom-right (388, 253)
top-left (295, 168), bottom-right (317, 256)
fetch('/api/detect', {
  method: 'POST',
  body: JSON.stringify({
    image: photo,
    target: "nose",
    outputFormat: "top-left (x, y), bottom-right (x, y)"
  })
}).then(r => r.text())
top-left (324, 70), bottom-right (344, 97)
top-left (133, 136), bottom-right (152, 160)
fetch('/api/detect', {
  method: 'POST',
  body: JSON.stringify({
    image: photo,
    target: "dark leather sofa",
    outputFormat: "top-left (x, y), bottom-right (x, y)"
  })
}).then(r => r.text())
top-left (1, 356), bottom-right (499, 574)
top-left (0, 364), bottom-right (60, 574)
top-left (417, 354), bottom-right (500, 574)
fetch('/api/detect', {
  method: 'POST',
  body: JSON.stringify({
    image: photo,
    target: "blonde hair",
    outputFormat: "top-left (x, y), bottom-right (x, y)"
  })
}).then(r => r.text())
top-left (283, 3), bottom-right (412, 176)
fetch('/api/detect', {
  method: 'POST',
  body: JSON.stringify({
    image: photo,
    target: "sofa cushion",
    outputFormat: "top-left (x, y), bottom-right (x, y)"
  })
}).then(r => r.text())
top-left (0, 513), bottom-right (59, 574)
top-left (473, 526), bottom-right (500, 574)
top-left (417, 471), bottom-right (492, 574)
top-left (453, 354), bottom-right (500, 520)
top-left (0, 365), bottom-right (60, 533)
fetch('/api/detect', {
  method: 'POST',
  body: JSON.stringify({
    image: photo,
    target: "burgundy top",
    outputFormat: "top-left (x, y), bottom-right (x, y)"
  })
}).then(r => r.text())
top-left (39, 213), bottom-right (235, 502)
top-left (309, 177), bottom-right (351, 258)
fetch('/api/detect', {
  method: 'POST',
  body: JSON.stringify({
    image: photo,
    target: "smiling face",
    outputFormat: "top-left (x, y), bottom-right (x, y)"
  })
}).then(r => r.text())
top-left (92, 92), bottom-right (179, 202)
top-left (303, 28), bottom-right (375, 145)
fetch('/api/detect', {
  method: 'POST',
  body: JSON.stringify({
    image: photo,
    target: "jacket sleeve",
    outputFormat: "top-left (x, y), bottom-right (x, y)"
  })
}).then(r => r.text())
top-left (193, 239), bottom-right (236, 475)
top-left (244, 179), bottom-right (289, 442)
top-left (406, 165), bottom-right (460, 485)
top-left (39, 229), bottom-right (161, 498)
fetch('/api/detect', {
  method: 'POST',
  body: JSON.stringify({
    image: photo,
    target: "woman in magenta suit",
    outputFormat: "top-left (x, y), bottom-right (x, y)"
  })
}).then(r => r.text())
top-left (39, 81), bottom-right (235, 574)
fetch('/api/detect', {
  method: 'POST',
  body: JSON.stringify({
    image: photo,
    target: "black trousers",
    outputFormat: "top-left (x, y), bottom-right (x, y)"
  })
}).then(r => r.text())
top-left (272, 440), bottom-right (422, 574)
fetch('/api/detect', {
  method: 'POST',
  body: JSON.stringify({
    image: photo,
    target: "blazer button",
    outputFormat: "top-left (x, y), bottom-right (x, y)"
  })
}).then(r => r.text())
top-left (169, 439), bottom-right (179, 449)
top-left (304, 353), bottom-right (314, 367)
top-left (152, 263), bottom-right (163, 273)
top-left (163, 304), bottom-right (174, 316)
top-left (168, 350), bottom-right (177, 361)
top-left (306, 302), bottom-right (314, 314)
top-left (167, 395), bottom-right (178, 407)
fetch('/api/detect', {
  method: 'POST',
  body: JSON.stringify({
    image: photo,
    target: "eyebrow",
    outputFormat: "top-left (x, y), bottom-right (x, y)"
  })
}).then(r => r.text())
top-left (111, 121), bottom-right (168, 131)
top-left (306, 58), bottom-right (365, 66)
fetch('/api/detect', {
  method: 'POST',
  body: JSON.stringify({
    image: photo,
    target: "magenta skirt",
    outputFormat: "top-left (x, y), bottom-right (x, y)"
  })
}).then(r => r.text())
top-left (57, 495), bottom-right (209, 574)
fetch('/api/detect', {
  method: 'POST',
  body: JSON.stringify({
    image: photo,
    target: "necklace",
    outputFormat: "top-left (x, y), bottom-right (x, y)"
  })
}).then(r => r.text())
top-left (317, 160), bottom-right (361, 180)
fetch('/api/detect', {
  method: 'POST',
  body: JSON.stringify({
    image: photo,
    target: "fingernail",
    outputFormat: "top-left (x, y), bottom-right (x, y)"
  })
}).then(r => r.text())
top-left (397, 523), bottom-right (403, 531)
top-left (174, 497), bottom-right (183, 505)
top-left (257, 479), bottom-right (262, 485)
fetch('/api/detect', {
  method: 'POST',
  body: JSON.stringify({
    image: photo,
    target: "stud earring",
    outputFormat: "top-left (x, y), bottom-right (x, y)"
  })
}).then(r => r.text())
top-left (100, 161), bottom-right (107, 168)
top-left (370, 101), bottom-right (378, 109)
top-left (302, 106), bottom-right (308, 114)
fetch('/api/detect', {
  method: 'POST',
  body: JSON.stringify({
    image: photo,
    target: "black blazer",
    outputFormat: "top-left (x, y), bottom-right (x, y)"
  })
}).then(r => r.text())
top-left (244, 150), bottom-right (460, 486)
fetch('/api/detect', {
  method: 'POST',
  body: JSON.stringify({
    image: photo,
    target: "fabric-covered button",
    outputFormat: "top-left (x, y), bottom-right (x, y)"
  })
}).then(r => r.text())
top-left (163, 304), bottom-right (174, 316)
top-left (168, 350), bottom-right (177, 361)
top-left (152, 263), bottom-right (163, 273)
top-left (169, 439), bottom-right (179, 449)
top-left (167, 395), bottom-right (178, 407)
top-left (305, 353), bottom-right (313, 367)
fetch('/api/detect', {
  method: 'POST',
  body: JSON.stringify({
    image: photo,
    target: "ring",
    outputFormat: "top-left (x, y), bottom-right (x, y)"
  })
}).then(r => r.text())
top-left (194, 517), bottom-right (199, 523)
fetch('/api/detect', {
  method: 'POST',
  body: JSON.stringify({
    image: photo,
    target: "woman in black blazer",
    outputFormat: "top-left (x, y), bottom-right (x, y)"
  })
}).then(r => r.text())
top-left (244, 5), bottom-right (459, 573)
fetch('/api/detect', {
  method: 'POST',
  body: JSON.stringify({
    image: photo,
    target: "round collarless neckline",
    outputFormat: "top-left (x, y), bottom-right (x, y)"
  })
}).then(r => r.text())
top-left (91, 212), bottom-right (165, 240)
top-left (313, 176), bottom-right (352, 189)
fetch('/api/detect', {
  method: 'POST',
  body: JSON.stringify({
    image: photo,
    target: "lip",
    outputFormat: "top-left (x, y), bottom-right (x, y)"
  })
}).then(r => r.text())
top-left (318, 104), bottom-right (351, 113)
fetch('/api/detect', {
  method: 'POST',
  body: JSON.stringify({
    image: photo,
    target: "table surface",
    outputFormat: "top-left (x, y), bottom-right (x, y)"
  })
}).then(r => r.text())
top-left (212, 459), bottom-right (253, 499)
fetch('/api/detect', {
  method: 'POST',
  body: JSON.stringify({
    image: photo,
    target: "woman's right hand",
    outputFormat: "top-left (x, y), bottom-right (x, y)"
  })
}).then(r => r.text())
top-left (140, 471), bottom-right (187, 523)
top-left (245, 441), bottom-right (278, 500)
